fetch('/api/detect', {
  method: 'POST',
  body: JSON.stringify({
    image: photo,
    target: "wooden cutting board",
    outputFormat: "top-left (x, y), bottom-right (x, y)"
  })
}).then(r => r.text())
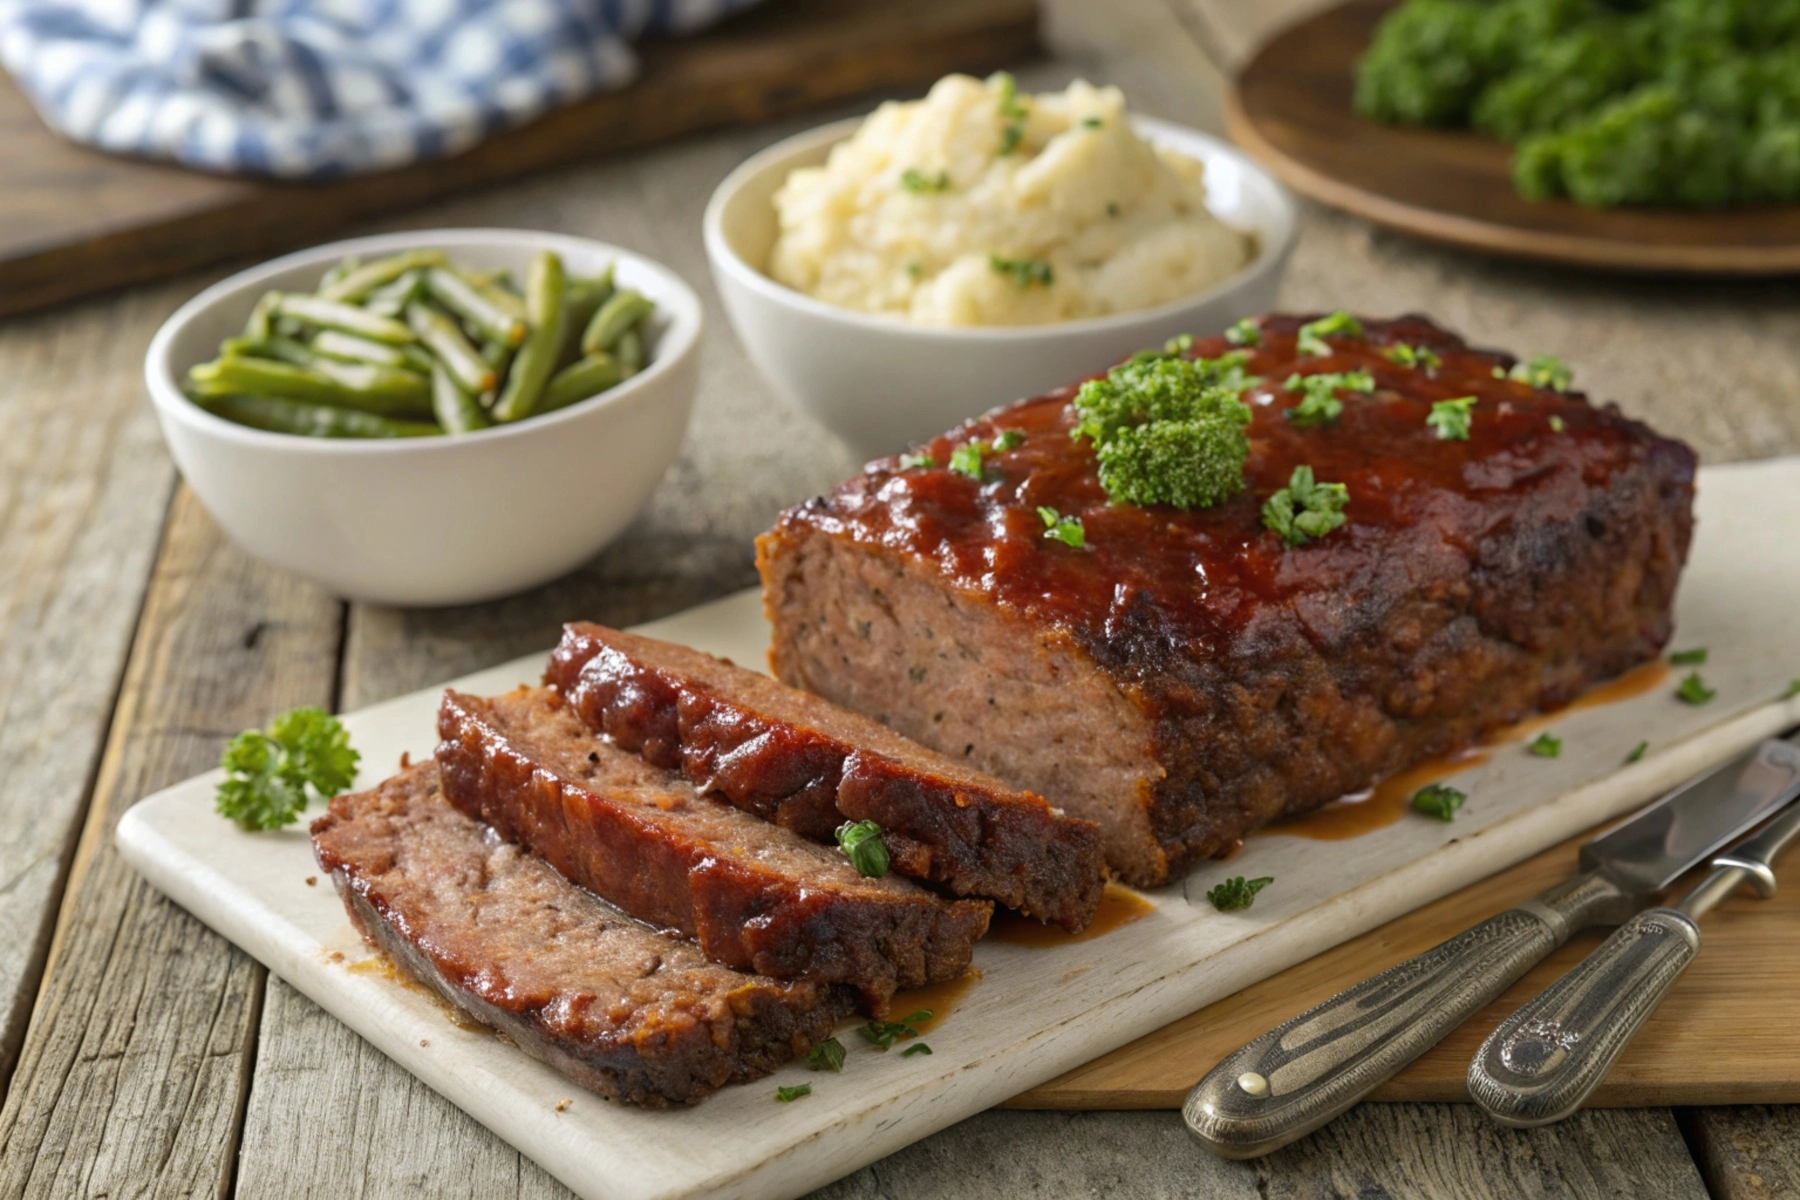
top-left (1009, 820), bottom-right (1800, 1109)
top-left (0, 0), bottom-right (1036, 319)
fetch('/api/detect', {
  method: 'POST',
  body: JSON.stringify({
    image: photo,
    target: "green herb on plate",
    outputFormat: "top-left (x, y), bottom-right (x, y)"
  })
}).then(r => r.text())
top-left (1676, 672), bottom-right (1716, 705)
top-left (1206, 876), bottom-right (1273, 912)
top-left (1626, 740), bottom-right (1649, 764)
top-left (860, 1010), bottom-right (932, 1050)
top-left (1669, 647), bottom-right (1707, 666)
top-left (1528, 732), bottom-right (1562, 758)
top-left (775, 1084), bottom-right (812, 1102)
top-left (902, 1043), bottom-right (934, 1057)
top-left (1262, 465), bottom-right (1350, 548)
top-left (1412, 783), bottom-right (1466, 821)
top-left (215, 707), bottom-right (359, 832)
top-left (807, 1038), bottom-right (847, 1072)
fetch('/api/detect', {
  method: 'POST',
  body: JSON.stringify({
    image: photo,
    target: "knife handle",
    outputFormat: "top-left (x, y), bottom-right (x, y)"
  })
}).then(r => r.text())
top-left (1185, 886), bottom-right (1590, 1160)
top-left (1468, 907), bottom-right (1701, 1128)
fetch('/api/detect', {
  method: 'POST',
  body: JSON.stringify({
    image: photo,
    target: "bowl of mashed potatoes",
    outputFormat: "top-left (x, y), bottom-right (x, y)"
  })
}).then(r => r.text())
top-left (705, 73), bottom-right (1296, 458)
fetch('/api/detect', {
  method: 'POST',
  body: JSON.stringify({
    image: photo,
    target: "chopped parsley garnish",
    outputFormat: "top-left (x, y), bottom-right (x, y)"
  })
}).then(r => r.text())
top-left (1626, 741), bottom-right (1649, 764)
top-left (906, 259), bottom-right (923, 278)
top-left (1206, 876), bottom-right (1273, 911)
top-left (1412, 783), bottom-right (1466, 821)
top-left (860, 1010), bottom-right (932, 1050)
top-left (1676, 672), bottom-right (1716, 705)
top-left (216, 706), bottom-right (360, 831)
top-left (990, 255), bottom-right (1053, 287)
top-left (949, 440), bottom-right (989, 479)
top-left (1262, 465), bottom-right (1350, 547)
top-left (1071, 354), bottom-right (1254, 509)
top-left (1081, 116), bottom-right (1103, 129)
top-left (1668, 647), bottom-right (1707, 666)
top-left (902, 1043), bottom-right (934, 1057)
top-left (806, 1038), bottom-right (847, 1072)
top-left (775, 1084), bottom-right (812, 1102)
top-left (1284, 370), bottom-right (1374, 428)
top-left (836, 819), bottom-right (891, 877)
top-left (897, 451), bottom-right (935, 470)
top-left (1383, 342), bottom-right (1441, 370)
top-left (1106, 202), bottom-right (1120, 216)
top-left (1296, 311), bottom-right (1363, 357)
top-left (1548, 415), bottom-right (1567, 433)
top-left (1426, 396), bottom-right (1477, 441)
top-left (1528, 732), bottom-right (1562, 758)
top-left (1038, 506), bottom-right (1086, 548)
top-left (994, 429), bottom-right (1025, 451)
top-left (901, 168), bottom-right (951, 194)
top-left (1162, 333), bottom-right (1194, 357)
top-left (1508, 355), bottom-right (1574, 391)
top-left (993, 71), bottom-right (1029, 155)
top-left (1225, 318), bottom-right (1261, 347)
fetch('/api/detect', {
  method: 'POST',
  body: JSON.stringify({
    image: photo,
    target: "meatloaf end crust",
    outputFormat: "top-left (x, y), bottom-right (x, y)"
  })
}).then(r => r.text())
top-left (310, 761), bottom-right (854, 1107)
top-left (545, 622), bottom-right (1106, 930)
top-left (757, 314), bottom-right (1698, 887)
top-left (434, 685), bottom-right (990, 1008)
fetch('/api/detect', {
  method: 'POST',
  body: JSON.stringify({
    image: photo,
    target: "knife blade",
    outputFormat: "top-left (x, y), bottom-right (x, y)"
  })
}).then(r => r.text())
top-left (1184, 734), bottom-right (1800, 1160)
top-left (1469, 772), bottom-right (1800, 1127)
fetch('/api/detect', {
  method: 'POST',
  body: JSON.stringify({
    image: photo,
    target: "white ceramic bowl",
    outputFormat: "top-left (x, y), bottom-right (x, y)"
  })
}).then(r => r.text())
top-left (704, 116), bottom-right (1297, 460)
top-left (146, 229), bottom-right (702, 607)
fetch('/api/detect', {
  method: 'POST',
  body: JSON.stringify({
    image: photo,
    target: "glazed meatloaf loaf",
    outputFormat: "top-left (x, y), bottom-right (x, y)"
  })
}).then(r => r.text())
top-left (759, 314), bottom-right (1697, 887)
top-left (435, 686), bottom-right (990, 1008)
top-left (545, 623), bottom-right (1106, 930)
top-left (311, 762), bottom-right (853, 1108)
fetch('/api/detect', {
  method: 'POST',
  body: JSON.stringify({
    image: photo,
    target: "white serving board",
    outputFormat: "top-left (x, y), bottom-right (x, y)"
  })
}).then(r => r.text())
top-left (119, 458), bottom-right (1800, 1200)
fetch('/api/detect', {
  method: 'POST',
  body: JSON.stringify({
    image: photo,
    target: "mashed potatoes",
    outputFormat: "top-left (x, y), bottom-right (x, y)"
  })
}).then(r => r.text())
top-left (768, 74), bottom-right (1250, 327)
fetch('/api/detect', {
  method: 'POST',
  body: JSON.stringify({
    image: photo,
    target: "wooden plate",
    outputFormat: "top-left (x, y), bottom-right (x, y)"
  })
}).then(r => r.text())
top-left (1224, 0), bottom-right (1800, 273)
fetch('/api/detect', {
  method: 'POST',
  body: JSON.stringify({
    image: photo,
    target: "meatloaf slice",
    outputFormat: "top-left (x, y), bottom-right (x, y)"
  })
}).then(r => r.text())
top-left (758, 314), bottom-right (1697, 887)
top-left (544, 622), bottom-right (1106, 930)
top-left (434, 686), bottom-right (990, 1008)
top-left (310, 762), bottom-right (854, 1108)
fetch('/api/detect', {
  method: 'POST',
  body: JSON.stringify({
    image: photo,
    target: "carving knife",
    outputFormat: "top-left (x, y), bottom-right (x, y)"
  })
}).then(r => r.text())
top-left (1468, 785), bottom-right (1800, 1126)
top-left (1184, 733), bottom-right (1800, 1159)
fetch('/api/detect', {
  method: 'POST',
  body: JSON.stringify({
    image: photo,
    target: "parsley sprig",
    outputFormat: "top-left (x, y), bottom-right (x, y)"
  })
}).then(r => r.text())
top-left (1296, 311), bottom-right (1363, 357)
top-left (1038, 506), bottom-right (1086, 548)
top-left (1426, 396), bottom-right (1477, 441)
top-left (806, 1038), bottom-right (847, 1072)
top-left (1284, 370), bottom-right (1374, 428)
top-left (836, 819), bottom-right (890, 877)
top-left (1262, 465), bottom-right (1350, 547)
top-left (860, 1010), bottom-right (932, 1050)
top-left (1206, 876), bottom-right (1273, 911)
top-left (1412, 783), bottom-right (1466, 821)
top-left (950, 440), bottom-right (989, 479)
top-left (215, 706), bottom-right (359, 831)
top-left (1676, 672), bottom-right (1716, 705)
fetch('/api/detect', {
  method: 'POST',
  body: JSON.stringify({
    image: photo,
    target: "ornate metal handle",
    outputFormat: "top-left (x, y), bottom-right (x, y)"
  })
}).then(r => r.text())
top-left (1185, 906), bottom-right (1563, 1158)
top-left (1467, 908), bottom-right (1701, 1128)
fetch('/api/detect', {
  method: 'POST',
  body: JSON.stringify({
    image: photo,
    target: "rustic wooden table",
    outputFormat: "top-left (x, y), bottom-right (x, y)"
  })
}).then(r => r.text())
top-left (0, 1), bottom-right (1795, 1196)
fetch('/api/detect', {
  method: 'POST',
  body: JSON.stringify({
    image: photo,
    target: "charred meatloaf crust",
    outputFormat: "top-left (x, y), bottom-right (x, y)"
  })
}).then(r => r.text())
top-left (545, 622), bottom-right (1106, 930)
top-left (758, 314), bottom-right (1697, 887)
top-left (310, 762), bottom-right (854, 1108)
top-left (435, 686), bottom-right (990, 1008)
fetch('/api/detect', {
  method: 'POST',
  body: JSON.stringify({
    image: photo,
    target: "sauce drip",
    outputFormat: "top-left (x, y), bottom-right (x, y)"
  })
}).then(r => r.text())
top-left (346, 952), bottom-right (487, 1033)
top-left (884, 970), bottom-right (980, 1029)
top-left (987, 881), bottom-right (1154, 946)
top-left (1265, 658), bottom-right (1676, 842)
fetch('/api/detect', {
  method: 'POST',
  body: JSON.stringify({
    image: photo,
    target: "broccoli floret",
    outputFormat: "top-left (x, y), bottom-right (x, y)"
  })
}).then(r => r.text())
top-left (1094, 415), bottom-right (1251, 510)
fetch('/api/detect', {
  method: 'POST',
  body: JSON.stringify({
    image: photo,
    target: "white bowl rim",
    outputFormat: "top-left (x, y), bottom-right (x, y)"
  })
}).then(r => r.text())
top-left (702, 114), bottom-right (1298, 343)
top-left (145, 227), bottom-right (704, 456)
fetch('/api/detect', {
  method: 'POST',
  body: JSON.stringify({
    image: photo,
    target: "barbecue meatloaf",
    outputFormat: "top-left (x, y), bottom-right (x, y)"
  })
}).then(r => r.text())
top-left (546, 623), bottom-right (1106, 930)
top-left (311, 762), bottom-right (854, 1108)
top-left (435, 686), bottom-right (990, 1008)
top-left (758, 314), bottom-right (1696, 887)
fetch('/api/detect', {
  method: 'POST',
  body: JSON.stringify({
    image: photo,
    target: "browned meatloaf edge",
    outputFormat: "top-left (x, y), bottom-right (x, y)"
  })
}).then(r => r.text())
top-left (757, 314), bottom-right (1698, 888)
top-left (311, 762), bottom-right (854, 1108)
top-left (545, 622), bottom-right (1106, 930)
top-left (434, 685), bottom-right (990, 1009)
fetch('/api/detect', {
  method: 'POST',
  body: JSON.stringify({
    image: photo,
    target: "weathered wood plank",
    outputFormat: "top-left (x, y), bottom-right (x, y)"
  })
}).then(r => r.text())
top-left (1682, 1106), bottom-right (1800, 1200)
top-left (0, 284), bottom-right (184, 1094)
top-left (0, 486), bottom-right (343, 1198)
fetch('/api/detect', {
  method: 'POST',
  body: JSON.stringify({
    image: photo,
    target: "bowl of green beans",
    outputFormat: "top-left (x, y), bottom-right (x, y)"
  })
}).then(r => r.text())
top-left (146, 229), bottom-right (702, 606)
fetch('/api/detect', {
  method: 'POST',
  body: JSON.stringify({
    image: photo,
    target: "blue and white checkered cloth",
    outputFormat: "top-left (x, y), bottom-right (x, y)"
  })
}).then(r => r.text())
top-left (0, 0), bottom-right (761, 177)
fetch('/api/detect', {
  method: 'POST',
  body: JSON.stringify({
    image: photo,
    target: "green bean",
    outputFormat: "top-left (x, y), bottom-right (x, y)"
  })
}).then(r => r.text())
top-left (613, 329), bottom-right (644, 377)
top-left (362, 269), bottom-right (427, 319)
top-left (491, 251), bottom-right (567, 423)
top-left (243, 291), bottom-right (281, 339)
top-left (405, 302), bottom-right (497, 394)
top-left (188, 355), bottom-right (431, 418)
top-left (580, 289), bottom-right (653, 356)
top-left (309, 330), bottom-right (413, 369)
top-left (317, 249), bottom-right (446, 303)
top-left (541, 352), bottom-right (623, 413)
top-left (423, 267), bottom-right (526, 347)
top-left (215, 335), bottom-right (432, 404)
top-left (221, 335), bottom-right (310, 364)
top-left (430, 362), bottom-right (492, 434)
top-left (558, 267), bottom-right (616, 365)
top-left (199, 393), bottom-right (440, 438)
top-left (272, 293), bottom-right (414, 344)
top-left (318, 256), bottom-right (360, 291)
